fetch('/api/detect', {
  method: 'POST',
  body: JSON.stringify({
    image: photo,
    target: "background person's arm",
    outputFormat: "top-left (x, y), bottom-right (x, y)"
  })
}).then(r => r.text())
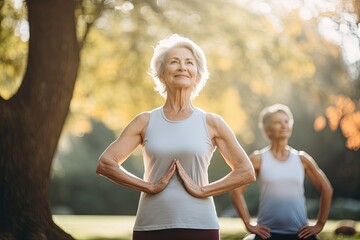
top-left (298, 151), bottom-right (333, 239)
top-left (231, 154), bottom-right (271, 239)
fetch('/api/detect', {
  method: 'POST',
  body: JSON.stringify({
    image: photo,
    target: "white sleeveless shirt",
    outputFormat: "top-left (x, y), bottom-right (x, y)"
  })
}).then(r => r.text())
top-left (133, 107), bottom-right (219, 231)
top-left (257, 147), bottom-right (308, 234)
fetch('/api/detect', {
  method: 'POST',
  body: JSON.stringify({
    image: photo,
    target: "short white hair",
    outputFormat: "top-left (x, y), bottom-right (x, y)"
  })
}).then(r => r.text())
top-left (258, 104), bottom-right (294, 139)
top-left (148, 34), bottom-right (209, 99)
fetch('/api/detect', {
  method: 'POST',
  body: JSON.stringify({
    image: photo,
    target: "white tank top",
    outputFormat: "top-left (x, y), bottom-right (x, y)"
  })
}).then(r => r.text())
top-left (133, 107), bottom-right (219, 231)
top-left (257, 147), bottom-right (308, 234)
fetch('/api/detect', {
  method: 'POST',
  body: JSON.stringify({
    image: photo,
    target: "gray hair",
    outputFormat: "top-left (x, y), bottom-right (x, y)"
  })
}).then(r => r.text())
top-left (258, 104), bottom-right (294, 138)
top-left (148, 34), bottom-right (209, 99)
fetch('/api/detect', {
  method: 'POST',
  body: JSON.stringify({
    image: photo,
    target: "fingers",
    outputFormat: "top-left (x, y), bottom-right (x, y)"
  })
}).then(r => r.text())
top-left (255, 226), bottom-right (271, 239)
top-left (174, 159), bottom-right (204, 197)
top-left (174, 159), bottom-right (187, 179)
top-left (298, 226), bottom-right (318, 239)
top-left (174, 159), bottom-right (182, 171)
top-left (175, 160), bottom-right (189, 184)
top-left (166, 160), bottom-right (177, 175)
top-left (151, 160), bottom-right (177, 194)
top-left (162, 161), bottom-right (177, 183)
top-left (257, 230), bottom-right (271, 239)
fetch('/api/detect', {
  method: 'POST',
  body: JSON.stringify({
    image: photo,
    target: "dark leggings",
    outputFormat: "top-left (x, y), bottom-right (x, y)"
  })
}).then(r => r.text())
top-left (254, 233), bottom-right (318, 240)
top-left (133, 228), bottom-right (219, 240)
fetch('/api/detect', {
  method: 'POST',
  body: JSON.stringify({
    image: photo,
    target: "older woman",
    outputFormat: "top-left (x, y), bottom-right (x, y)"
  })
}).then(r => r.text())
top-left (231, 104), bottom-right (333, 240)
top-left (96, 34), bottom-right (256, 240)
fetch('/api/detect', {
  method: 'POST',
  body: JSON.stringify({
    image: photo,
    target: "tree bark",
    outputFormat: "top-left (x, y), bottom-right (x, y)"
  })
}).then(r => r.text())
top-left (0, 0), bottom-right (79, 239)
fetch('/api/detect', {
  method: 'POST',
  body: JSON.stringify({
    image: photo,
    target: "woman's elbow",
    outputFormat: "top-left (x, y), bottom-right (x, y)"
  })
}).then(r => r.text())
top-left (326, 184), bottom-right (334, 197)
top-left (245, 163), bottom-right (256, 184)
top-left (95, 160), bottom-right (104, 175)
top-left (96, 157), bottom-right (111, 175)
top-left (247, 169), bottom-right (256, 184)
top-left (237, 165), bottom-right (256, 185)
top-left (319, 181), bottom-right (333, 199)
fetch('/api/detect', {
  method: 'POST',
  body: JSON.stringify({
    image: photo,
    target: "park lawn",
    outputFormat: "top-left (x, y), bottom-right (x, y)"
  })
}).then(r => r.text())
top-left (53, 215), bottom-right (360, 240)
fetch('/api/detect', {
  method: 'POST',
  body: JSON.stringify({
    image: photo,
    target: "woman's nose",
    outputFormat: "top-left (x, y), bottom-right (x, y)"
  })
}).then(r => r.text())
top-left (179, 61), bottom-right (186, 70)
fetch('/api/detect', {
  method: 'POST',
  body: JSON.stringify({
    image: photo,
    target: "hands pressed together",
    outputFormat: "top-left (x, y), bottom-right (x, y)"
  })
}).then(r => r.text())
top-left (149, 159), bottom-right (205, 198)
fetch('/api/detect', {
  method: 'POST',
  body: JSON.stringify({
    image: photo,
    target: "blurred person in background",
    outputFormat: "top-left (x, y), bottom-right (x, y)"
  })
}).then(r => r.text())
top-left (231, 104), bottom-right (333, 240)
top-left (96, 34), bottom-right (255, 240)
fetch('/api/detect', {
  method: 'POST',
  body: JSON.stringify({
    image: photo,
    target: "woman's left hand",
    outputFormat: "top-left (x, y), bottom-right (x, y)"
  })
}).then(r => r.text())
top-left (298, 224), bottom-right (323, 239)
top-left (175, 160), bottom-right (205, 198)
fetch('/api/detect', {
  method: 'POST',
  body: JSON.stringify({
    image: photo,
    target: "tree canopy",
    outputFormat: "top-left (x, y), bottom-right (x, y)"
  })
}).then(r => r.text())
top-left (2, 0), bottom-right (359, 147)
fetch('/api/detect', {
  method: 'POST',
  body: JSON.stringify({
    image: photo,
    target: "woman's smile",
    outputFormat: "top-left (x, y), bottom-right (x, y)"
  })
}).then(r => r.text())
top-left (162, 47), bottom-right (198, 89)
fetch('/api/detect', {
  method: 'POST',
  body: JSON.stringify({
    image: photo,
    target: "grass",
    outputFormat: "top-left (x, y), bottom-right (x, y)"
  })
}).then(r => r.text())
top-left (53, 215), bottom-right (360, 240)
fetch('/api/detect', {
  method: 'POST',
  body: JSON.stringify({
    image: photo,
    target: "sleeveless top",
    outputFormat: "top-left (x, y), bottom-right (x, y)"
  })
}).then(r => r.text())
top-left (257, 147), bottom-right (308, 234)
top-left (133, 107), bottom-right (219, 231)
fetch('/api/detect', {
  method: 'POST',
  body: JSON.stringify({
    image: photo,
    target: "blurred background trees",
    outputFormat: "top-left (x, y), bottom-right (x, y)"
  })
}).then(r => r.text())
top-left (1, 0), bottom-right (359, 220)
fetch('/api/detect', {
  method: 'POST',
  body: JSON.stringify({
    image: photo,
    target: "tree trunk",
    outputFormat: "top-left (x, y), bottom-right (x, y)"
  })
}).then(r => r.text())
top-left (0, 0), bottom-right (79, 239)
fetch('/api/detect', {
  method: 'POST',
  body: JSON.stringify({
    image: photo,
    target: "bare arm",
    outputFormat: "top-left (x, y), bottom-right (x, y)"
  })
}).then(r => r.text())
top-left (298, 151), bottom-right (333, 238)
top-left (231, 153), bottom-right (271, 239)
top-left (176, 113), bottom-right (256, 198)
top-left (96, 112), bottom-right (176, 194)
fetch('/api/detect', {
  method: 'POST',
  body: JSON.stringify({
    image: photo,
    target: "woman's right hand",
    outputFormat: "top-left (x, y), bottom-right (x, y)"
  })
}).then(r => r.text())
top-left (148, 160), bottom-right (177, 194)
top-left (246, 223), bottom-right (271, 239)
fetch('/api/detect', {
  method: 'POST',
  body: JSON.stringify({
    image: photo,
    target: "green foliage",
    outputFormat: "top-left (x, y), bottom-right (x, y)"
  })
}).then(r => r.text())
top-left (50, 120), bottom-right (143, 215)
top-left (0, 0), bottom-right (27, 99)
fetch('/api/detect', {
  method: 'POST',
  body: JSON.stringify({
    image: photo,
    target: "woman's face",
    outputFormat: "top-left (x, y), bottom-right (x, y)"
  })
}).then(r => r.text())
top-left (161, 47), bottom-right (199, 92)
top-left (265, 111), bottom-right (292, 140)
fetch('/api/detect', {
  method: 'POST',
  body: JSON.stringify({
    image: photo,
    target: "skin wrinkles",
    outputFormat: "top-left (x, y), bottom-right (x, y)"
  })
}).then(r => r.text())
top-left (96, 46), bottom-right (255, 197)
top-left (96, 36), bottom-right (256, 240)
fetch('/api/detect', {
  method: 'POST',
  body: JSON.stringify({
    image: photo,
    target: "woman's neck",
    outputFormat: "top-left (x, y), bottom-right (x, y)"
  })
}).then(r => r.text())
top-left (270, 141), bottom-right (289, 160)
top-left (163, 91), bottom-right (194, 120)
top-left (164, 88), bottom-right (193, 110)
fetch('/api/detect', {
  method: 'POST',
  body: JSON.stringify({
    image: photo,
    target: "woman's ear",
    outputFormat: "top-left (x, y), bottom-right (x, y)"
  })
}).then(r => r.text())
top-left (265, 128), bottom-right (272, 139)
top-left (195, 73), bottom-right (201, 85)
top-left (159, 75), bottom-right (165, 83)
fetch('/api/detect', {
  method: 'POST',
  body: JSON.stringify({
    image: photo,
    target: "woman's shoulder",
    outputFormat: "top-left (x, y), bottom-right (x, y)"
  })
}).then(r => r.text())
top-left (288, 147), bottom-right (310, 161)
top-left (127, 112), bottom-right (148, 130)
top-left (132, 108), bottom-right (163, 127)
top-left (249, 150), bottom-right (262, 174)
top-left (287, 147), bottom-right (317, 169)
top-left (135, 111), bottom-right (151, 120)
top-left (249, 147), bottom-right (269, 170)
top-left (134, 107), bottom-right (162, 121)
top-left (251, 146), bottom-right (270, 157)
top-left (204, 111), bottom-right (226, 126)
